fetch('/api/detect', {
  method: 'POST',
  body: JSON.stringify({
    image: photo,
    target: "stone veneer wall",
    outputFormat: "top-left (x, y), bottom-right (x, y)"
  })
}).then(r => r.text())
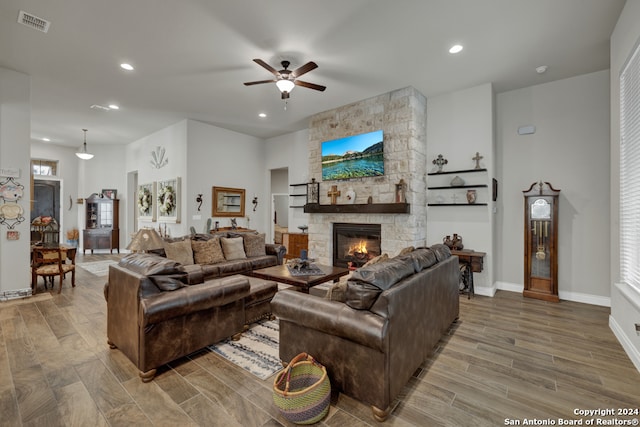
top-left (307, 87), bottom-right (427, 264)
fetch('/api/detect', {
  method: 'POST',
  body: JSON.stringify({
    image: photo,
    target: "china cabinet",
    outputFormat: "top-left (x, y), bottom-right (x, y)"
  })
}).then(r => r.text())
top-left (83, 193), bottom-right (119, 254)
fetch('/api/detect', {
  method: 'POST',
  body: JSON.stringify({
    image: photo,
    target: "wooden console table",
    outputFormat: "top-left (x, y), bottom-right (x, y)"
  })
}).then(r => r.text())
top-left (451, 249), bottom-right (486, 299)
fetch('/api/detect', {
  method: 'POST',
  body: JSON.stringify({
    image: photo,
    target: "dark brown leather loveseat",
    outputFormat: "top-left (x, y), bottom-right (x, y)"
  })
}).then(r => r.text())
top-left (105, 253), bottom-right (265, 382)
top-left (271, 244), bottom-right (460, 422)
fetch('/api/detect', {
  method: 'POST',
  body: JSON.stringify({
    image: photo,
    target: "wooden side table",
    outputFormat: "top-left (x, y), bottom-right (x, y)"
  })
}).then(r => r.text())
top-left (282, 232), bottom-right (308, 261)
top-left (451, 249), bottom-right (486, 299)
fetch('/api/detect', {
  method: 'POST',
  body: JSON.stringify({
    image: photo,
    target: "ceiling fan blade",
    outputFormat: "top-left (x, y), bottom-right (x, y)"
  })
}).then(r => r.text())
top-left (244, 79), bottom-right (277, 86)
top-left (295, 80), bottom-right (326, 91)
top-left (291, 61), bottom-right (318, 78)
top-left (253, 59), bottom-right (279, 75)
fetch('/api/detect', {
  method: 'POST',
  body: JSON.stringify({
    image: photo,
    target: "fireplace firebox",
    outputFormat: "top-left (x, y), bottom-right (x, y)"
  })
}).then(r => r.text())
top-left (333, 223), bottom-right (382, 269)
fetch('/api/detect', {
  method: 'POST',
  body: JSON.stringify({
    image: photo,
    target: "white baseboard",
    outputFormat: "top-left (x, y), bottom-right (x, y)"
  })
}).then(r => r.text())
top-left (487, 281), bottom-right (611, 307)
top-left (559, 290), bottom-right (610, 307)
top-left (609, 315), bottom-right (640, 372)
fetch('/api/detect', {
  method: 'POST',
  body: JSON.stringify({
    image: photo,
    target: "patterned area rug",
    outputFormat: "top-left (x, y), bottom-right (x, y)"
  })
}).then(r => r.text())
top-left (209, 319), bottom-right (282, 380)
top-left (77, 260), bottom-right (118, 276)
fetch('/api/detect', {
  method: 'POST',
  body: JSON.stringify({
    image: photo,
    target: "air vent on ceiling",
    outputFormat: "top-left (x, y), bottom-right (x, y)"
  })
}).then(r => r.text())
top-left (17, 10), bottom-right (51, 33)
top-left (90, 104), bottom-right (111, 111)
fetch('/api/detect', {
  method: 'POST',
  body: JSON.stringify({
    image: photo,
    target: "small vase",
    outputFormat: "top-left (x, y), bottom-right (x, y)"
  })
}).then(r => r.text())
top-left (452, 233), bottom-right (464, 250)
top-left (443, 235), bottom-right (453, 249)
top-left (466, 189), bottom-right (477, 204)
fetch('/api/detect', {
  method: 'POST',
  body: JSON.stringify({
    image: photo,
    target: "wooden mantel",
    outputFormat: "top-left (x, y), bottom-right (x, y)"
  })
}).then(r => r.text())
top-left (303, 203), bottom-right (410, 214)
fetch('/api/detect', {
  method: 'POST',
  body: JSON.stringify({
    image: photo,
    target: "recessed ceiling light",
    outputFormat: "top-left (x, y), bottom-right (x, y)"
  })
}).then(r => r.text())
top-left (449, 44), bottom-right (463, 54)
top-left (258, 113), bottom-right (267, 118)
top-left (536, 65), bottom-right (548, 74)
top-left (108, 104), bottom-right (120, 110)
top-left (120, 63), bottom-right (134, 71)
top-left (42, 137), bottom-right (50, 142)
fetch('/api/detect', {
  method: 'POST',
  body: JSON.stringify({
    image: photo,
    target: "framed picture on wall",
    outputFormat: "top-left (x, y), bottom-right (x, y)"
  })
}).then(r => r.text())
top-left (137, 182), bottom-right (156, 222)
top-left (102, 189), bottom-right (117, 200)
top-left (158, 177), bottom-right (181, 223)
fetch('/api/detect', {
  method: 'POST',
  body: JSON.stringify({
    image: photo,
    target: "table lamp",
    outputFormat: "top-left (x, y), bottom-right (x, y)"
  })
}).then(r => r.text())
top-left (126, 227), bottom-right (164, 253)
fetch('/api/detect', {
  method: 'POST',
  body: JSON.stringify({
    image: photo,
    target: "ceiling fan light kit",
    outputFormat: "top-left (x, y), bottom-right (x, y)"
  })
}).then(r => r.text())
top-left (244, 58), bottom-right (326, 103)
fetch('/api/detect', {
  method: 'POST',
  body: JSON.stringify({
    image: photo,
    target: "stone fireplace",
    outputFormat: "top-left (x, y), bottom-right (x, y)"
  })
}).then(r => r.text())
top-left (306, 87), bottom-right (428, 264)
top-left (333, 223), bottom-right (381, 268)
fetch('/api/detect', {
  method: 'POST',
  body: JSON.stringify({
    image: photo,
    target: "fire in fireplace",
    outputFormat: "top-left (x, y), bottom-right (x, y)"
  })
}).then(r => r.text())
top-left (333, 223), bottom-right (381, 269)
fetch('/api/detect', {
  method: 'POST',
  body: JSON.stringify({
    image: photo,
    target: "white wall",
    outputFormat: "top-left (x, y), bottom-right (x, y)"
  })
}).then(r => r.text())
top-left (265, 129), bottom-right (310, 232)
top-left (126, 120), bottom-right (188, 240)
top-left (0, 68), bottom-right (31, 296)
top-left (186, 120), bottom-right (266, 234)
top-left (610, 0), bottom-right (640, 371)
top-left (426, 83), bottom-right (495, 293)
top-left (497, 70), bottom-right (611, 305)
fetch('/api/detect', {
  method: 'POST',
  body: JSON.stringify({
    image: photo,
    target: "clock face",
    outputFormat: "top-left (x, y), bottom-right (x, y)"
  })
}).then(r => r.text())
top-left (531, 198), bottom-right (550, 219)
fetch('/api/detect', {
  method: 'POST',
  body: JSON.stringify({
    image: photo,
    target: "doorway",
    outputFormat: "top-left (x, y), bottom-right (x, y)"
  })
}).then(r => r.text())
top-left (270, 168), bottom-right (289, 244)
top-left (31, 179), bottom-right (61, 243)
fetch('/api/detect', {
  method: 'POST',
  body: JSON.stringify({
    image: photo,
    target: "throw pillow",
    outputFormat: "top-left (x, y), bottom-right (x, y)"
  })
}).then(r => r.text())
top-left (350, 258), bottom-right (414, 291)
top-left (191, 238), bottom-right (225, 265)
top-left (430, 243), bottom-right (452, 262)
top-left (345, 281), bottom-right (382, 310)
top-left (221, 237), bottom-right (247, 260)
top-left (163, 239), bottom-right (194, 265)
top-left (243, 233), bottom-right (266, 257)
top-left (397, 246), bottom-right (415, 256)
top-left (326, 280), bottom-right (348, 302)
top-left (150, 275), bottom-right (187, 291)
top-left (363, 253), bottom-right (388, 267)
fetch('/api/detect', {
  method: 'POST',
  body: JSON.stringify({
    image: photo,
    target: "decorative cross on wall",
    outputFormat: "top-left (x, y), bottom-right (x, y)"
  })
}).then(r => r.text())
top-left (472, 152), bottom-right (483, 169)
top-left (327, 185), bottom-right (341, 205)
top-left (432, 154), bottom-right (448, 172)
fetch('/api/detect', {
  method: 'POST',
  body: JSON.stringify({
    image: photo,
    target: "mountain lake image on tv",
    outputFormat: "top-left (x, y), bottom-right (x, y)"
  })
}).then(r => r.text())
top-left (321, 130), bottom-right (384, 180)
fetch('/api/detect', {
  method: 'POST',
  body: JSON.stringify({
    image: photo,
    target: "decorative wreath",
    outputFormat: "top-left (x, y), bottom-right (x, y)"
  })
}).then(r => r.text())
top-left (138, 187), bottom-right (152, 215)
top-left (158, 185), bottom-right (176, 215)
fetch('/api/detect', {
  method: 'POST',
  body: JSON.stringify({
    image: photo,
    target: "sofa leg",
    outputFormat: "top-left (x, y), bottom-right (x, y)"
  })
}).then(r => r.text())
top-left (139, 369), bottom-right (157, 383)
top-left (372, 406), bottom-right (389, 422)
top-left (231, 332), bottom-right (242, 341)
top-left (107, 339), bottom-right (117, 349)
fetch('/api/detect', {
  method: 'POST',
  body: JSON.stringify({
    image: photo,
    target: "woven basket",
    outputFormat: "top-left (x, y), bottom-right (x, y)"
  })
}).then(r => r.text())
top-left (273, 352), bottom-right (331, 425)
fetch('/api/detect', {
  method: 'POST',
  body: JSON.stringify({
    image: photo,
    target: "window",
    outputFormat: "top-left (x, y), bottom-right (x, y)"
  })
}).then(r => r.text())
top-left (620, 40), bottom-right (640, 293)
top-left (31, 159), bottom-right (58, 176)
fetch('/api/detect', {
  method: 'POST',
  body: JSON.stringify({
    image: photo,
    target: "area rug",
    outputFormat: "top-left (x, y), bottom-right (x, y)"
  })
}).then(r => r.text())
top-left (209, 319), bottom-right (282, 380)
top-left (77, 260), bottom-right (118, 276)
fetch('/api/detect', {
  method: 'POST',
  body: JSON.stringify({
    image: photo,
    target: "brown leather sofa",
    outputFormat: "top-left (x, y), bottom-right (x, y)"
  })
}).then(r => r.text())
top-left (156, 232), bottom-right (286, 280)
top-left (271, 244), bottom-right (460, 422)
top-left (104, 253), bottom-right (276, 382)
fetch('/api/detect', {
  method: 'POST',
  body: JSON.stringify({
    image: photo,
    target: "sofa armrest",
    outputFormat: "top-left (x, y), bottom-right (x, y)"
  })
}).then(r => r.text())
top-left (266, 243), bottom-right (286, 264)
top-left (271, 290), bottom-right (387, 351)
top-left (140, 276), bottom-right (250, 326)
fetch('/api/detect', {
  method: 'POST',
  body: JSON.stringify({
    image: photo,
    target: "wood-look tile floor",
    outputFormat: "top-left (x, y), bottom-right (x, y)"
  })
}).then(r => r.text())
top-left (1, 253), bottom-right (639, 426)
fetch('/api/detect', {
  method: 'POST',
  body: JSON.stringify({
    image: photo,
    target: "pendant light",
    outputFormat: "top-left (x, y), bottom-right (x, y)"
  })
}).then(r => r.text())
top-left (75, 129), bottom-right (94, 160)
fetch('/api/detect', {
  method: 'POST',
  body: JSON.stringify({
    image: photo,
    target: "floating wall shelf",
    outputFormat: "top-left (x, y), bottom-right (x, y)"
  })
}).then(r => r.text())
top-left (304, 203), bottom-right (410, 214)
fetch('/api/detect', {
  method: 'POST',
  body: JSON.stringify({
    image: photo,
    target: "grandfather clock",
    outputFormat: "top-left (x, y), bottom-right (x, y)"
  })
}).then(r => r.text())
top-left (523, 181), bottom-right (560, 302)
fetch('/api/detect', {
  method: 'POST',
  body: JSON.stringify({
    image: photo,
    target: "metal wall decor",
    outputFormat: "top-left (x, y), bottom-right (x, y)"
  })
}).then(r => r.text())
top-left (0, 177), bottom-right (25, 229)
top-left (150, 146), bottom-right (169, 169)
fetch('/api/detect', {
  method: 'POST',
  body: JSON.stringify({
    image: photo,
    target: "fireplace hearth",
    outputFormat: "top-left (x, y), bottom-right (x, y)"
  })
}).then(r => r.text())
top-left (333, 223), bottom-right (382, 269)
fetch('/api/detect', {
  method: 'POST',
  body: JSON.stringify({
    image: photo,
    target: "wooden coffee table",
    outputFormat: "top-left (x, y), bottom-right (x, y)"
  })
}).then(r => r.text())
top-left (249, 263), bottom-right (350, 293)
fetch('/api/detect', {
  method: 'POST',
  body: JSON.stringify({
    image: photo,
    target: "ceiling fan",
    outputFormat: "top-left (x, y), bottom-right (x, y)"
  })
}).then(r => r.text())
top-left (244, 59), bottom-right (326, 99)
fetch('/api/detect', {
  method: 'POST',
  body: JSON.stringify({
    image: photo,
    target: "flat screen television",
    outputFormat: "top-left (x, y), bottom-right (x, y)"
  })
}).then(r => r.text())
top-left (321, 130), bottom-right (384, 180)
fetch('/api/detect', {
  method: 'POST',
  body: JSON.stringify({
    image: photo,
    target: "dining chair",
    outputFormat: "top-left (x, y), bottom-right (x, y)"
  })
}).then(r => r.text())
top-left (31, 246), bottom-right (76, 294)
